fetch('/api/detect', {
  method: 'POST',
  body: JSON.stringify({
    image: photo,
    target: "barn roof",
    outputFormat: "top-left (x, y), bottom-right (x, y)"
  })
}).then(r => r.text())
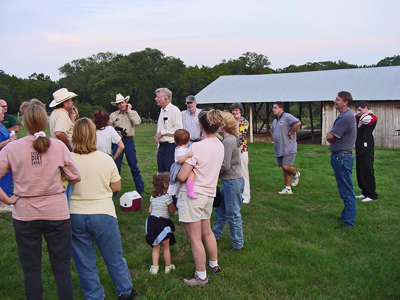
top-left (195, 66), bottom-right (400, 104)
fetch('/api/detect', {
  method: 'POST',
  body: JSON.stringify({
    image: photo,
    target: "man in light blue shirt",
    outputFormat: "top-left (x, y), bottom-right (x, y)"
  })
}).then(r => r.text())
top-left (182, 95), bottom-right (201, 144)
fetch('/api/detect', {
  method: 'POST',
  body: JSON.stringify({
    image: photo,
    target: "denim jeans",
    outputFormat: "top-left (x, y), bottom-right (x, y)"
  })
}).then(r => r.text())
top-left (156, 142), bottom-right (176, 172)
top-left (70, 214), bottom-right (133, 300)
top-left (212, 177), bottom-right (245, 248)
top-left (113, 138), bottom-right (145, 194)
top-left (13, 219), bottom-right (73, 300)
top-left (330, 153), bottom-right (357, 227)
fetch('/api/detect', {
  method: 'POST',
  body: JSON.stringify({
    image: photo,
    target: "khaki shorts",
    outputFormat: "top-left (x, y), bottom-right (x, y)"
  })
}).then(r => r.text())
top-left (276, 153), bottom-right (296, 167)
top-left (177, 191), bottom-right (213, 223)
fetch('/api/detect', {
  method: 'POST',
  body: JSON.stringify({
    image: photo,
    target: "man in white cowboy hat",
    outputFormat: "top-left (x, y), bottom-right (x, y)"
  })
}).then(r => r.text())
top-left (110, 93), bottom-right (145, 195)
top-left (154, 88), bottom-right (183, 172)
top-left (49, 88), bottom-right (77, 151)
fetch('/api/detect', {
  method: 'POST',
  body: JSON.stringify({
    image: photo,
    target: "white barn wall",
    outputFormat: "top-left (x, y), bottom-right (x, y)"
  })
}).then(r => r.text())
top-left (321, 101), bottom-right (400, 148)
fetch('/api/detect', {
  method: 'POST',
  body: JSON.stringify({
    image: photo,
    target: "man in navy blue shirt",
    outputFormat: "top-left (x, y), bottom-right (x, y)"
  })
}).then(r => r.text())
top-left (327, 91), bottom-right (357, 228)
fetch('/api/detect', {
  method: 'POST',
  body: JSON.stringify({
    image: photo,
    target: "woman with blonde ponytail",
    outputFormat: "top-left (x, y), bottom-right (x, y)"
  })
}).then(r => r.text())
top-left (0, 101), bottom-right (81, 300)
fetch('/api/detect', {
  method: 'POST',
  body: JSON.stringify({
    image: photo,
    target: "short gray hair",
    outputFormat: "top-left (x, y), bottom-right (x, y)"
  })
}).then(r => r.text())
top-left (155, 88), bottom-right (172, 102)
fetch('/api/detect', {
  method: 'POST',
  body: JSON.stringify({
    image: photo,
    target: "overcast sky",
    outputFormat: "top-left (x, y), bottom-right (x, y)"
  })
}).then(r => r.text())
top-left (1, 0), bottom-right (399, 80)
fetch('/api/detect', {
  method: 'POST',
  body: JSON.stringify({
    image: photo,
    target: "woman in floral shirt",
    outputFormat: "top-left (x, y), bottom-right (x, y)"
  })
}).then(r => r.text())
top-left (231, 103), bottom-right (251, 204)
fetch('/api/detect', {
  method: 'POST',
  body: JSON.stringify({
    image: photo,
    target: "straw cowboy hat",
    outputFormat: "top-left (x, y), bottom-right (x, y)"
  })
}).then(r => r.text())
top-left (111, 93), bottom-right (130, 106)
top-left (49, 88), bottom-right (78, 108)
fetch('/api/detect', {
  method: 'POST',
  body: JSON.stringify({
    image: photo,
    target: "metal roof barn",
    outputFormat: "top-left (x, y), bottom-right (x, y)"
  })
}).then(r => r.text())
top-left (195, 66), bottom-right (400, 104)
top-left (194, 66), bottom-right (400, 148)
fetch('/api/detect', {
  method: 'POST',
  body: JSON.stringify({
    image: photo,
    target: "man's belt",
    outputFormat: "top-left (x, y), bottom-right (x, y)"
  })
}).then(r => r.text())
top-left (331, 150), bottom-right (352, 155)
top-left (159, 141), bottom-right (174, 145)
top-left (122, 136), bottom-right (133, 141)
top-left (190, 138), bottom-right (200, 142)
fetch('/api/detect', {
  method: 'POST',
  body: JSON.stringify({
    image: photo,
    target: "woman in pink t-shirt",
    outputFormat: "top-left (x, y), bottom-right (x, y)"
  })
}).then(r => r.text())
top-left (0, 103), bottom-right (81, 300)
top-left (177, 108), bottom-right (224, 287)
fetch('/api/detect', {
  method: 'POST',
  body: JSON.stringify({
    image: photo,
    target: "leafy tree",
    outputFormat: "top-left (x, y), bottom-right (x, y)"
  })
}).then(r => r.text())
top-left (376, 55), bottom-right (400, 66)
top-left (213, 52), bottom-right (274, 75)
top-left (58, 52), bottom-right (119, 105)
top-left (279, 60), bottom-right (358, 73)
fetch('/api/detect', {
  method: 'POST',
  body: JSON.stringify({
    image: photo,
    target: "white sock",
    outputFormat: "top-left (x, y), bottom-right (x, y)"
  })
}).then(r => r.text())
top-left (196, 270), bottom-right (207, 280)
top-left (209, 259), bottom-right (218, 268)
top-left (286, 186), bottom-right (291, 190)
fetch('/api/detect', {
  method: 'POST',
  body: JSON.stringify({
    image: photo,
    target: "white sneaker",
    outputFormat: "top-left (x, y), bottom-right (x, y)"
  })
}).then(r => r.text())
top-left (356, 194), bottom-right (366, 199)
top-left (165, 264), bottom-right (176, 274)
top-left (278, 188), bottom-right (293, 195)
top-left (149, 265), bottom-right (159, 275)
top-left (361, 197), bottom-right (374, 202)
top-left (291, 172), bottom-right (301, 187)
top-left (242, 198), bottom-right (250, 204)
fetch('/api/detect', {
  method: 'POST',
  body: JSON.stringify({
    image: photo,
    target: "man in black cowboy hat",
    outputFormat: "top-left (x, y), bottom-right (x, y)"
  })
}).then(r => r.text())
top-left (110, 93), bottom-right (145, 196)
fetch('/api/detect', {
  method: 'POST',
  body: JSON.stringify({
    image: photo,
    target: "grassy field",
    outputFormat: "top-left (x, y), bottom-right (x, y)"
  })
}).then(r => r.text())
top-left (1, 124), bottom-right (400, 300)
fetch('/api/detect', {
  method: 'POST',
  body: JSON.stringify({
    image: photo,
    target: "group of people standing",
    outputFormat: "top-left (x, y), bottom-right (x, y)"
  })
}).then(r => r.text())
top-left (0, 87), bottom-right (379, 298)
top-left (150, 88), bottom-right (251, 286)
top-left (327, 91), bottom-right (378, 228)
top-left (0, 87), bottom-right (253, 297)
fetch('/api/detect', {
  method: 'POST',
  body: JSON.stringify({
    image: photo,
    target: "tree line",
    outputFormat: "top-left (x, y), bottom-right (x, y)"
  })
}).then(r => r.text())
top-left (1, 49), bottom-right (399, 119)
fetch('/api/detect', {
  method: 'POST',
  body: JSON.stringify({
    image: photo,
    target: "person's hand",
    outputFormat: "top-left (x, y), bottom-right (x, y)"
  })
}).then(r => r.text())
top-left (153, 132), bottom-right (162, 143)
top-left (127, 103), bottom-right (132, 110)
top-left (117, 131), bottom-right (123, 138)
top-left (187, 150), bottom-right (193, 158)
top-left (7, 195), bottom-right (20, 204)
top-left (9, 134), bottom-right (17, 141)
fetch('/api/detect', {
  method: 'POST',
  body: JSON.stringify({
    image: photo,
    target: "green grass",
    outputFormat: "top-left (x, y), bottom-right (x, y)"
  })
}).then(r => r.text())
top-left (1, 124), bottom-right (400, 299)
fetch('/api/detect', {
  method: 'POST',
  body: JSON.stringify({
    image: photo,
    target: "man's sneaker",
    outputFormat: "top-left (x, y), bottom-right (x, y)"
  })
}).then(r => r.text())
top-left (278, 188), bottom-right (293, 195)
top-left (165, 264), bottom-right (176, 274)
top-left (149, 265), bottom-right (159, 275)
top-left (361, 197), bottom-right (374, 202)
top-left (183, 272), bottom-right (209, 287)
top-left (206, 264), bottom-right (222, 275)
top-left (118, 288), bottom-right (138, 300)
top-left (356, 194), bottom-right (366, 199)
top-left (291, 172), bottom-right (301, 186)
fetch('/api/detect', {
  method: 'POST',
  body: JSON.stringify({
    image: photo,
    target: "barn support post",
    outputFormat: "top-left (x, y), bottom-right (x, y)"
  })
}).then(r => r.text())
top-left (309, 102), bottom-right (315, 142)
top-left (249, 103), bottom-right (254, 143)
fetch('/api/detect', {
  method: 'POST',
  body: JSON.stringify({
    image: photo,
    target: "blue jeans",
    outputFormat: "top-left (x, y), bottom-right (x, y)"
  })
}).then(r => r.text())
top-left (70, 214), bottom-right (133, 300)
top-left (157, 142), bottom-right (176, 172)
top-left (13, 219), bottom-right (73, 300)
top-left (113, 138), bottom-right (144, 194)
top-left (330, 153), bottom-right (357, 227)
top-left (213, 177), bottom-right (245, 248)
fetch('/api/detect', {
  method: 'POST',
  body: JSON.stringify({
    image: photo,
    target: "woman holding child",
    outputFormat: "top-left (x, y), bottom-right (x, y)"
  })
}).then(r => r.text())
top-left (177, 108), bottom-right (224, 287)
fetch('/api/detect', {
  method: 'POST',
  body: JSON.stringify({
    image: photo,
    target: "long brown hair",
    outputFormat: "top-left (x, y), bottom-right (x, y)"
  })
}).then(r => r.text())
top-left (21, 104), bottom-right (51, 154)
top-left (151, 172), bottom-right (170, 197)
top-left (72, 118), bottom-right (97, 154)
